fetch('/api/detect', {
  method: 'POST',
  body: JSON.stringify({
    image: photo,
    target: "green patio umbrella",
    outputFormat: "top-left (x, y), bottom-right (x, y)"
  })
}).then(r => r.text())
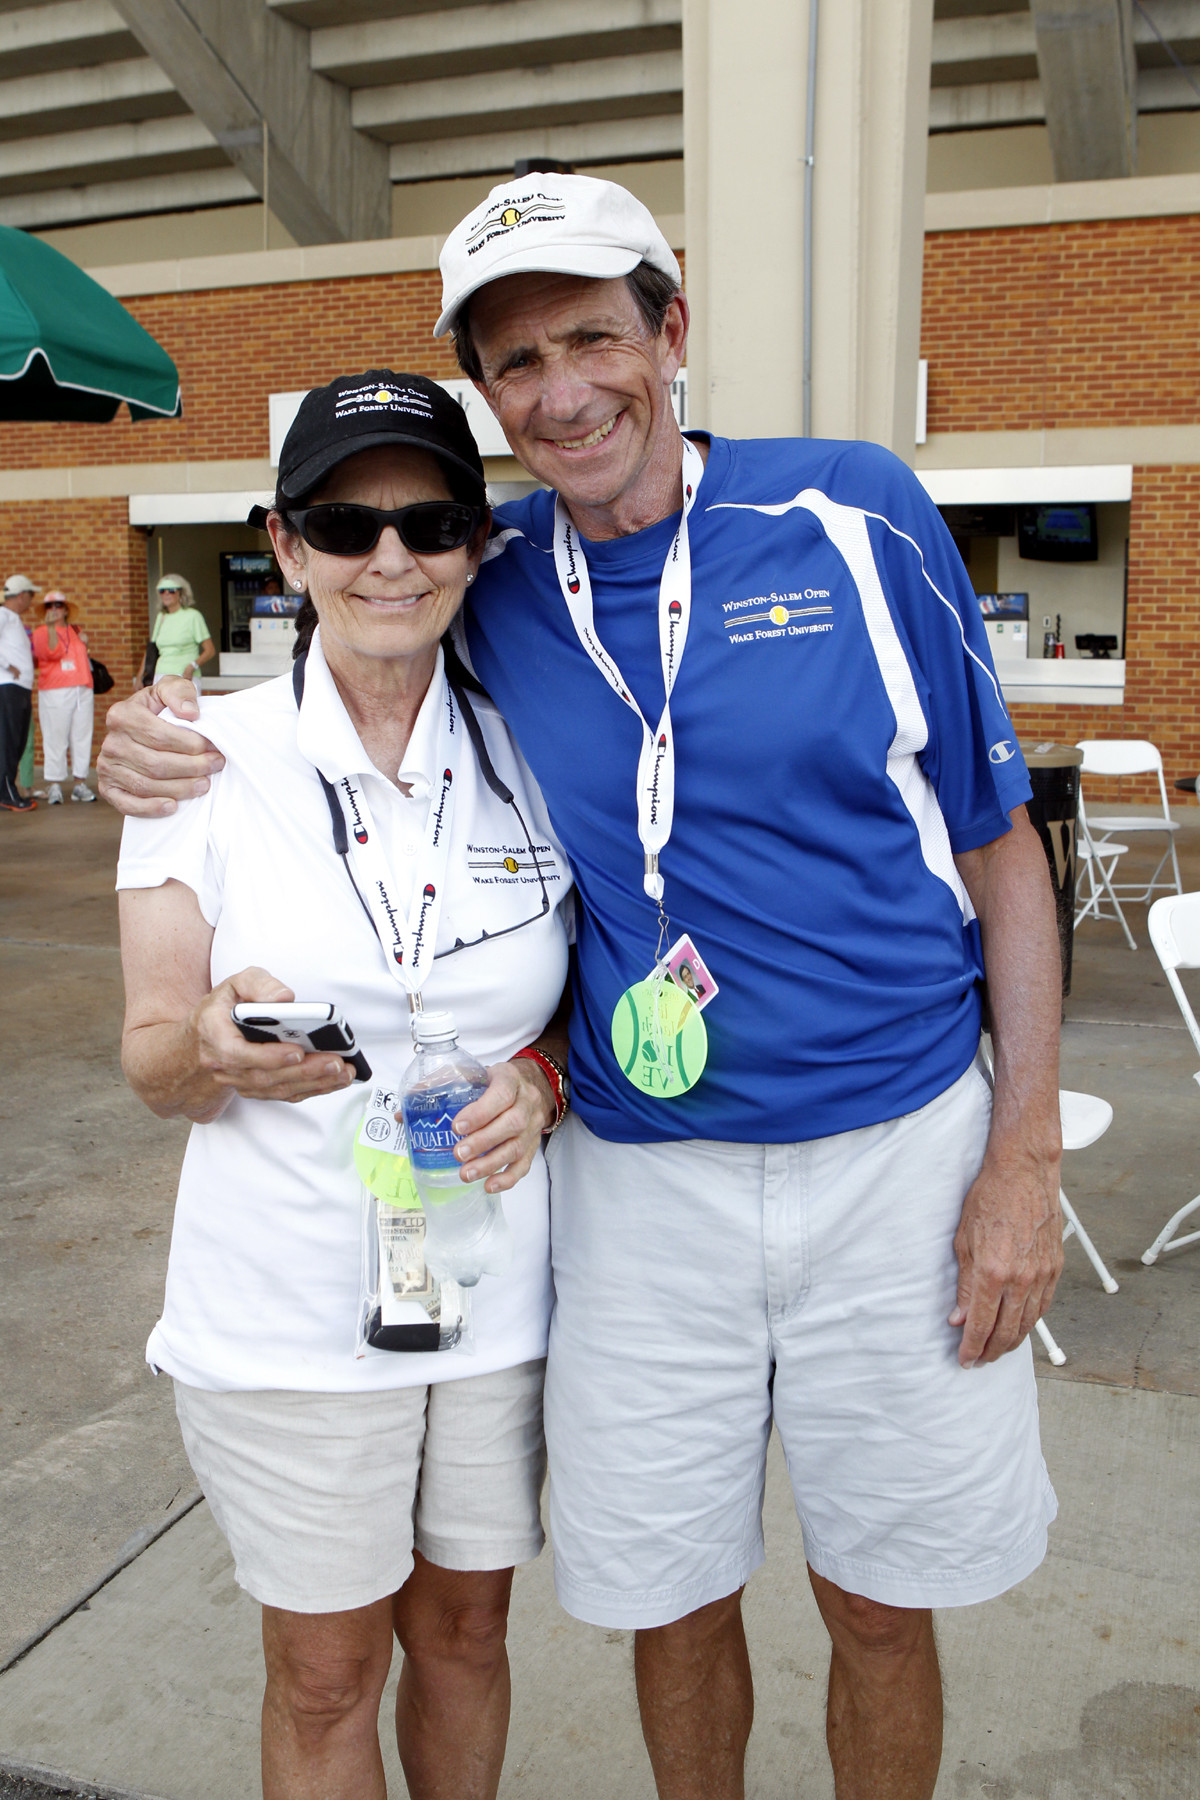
top-left (0, 224), bottom-right (181, 422)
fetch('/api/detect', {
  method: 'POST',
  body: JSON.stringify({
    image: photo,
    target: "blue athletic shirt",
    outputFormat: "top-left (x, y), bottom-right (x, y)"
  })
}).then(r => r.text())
top-left (464, 434), bottom-right (1032, 1144)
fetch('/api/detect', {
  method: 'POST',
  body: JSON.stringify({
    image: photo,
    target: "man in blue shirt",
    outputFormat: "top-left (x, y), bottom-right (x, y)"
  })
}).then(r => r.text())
top-left (100, 175), bottom-right (1063, 1800)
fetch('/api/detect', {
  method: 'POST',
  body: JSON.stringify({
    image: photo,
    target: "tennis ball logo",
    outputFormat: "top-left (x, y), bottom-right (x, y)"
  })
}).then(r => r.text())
top-left (611, 981), bottom-right (707, 1097)
top-left (501, 207), bottom-right (521, 226)
top-left (769, 604), bottom-right (789, 625)
top-left (375, 388), bottom-right (393, 403)
top-left (503, 856), bottom-right (520, 873)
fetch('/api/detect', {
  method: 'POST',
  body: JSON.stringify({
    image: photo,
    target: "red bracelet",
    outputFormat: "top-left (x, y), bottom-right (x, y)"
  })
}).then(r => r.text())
top-left (512, 1046), bottom-right (568, 1133)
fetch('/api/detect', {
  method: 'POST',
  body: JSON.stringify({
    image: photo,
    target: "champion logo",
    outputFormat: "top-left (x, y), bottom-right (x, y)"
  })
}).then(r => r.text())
top-left (393, 946), bottom-right (404, 965)
top-left (669, 600), bottom-right (682, 622)
top-left (412, 882), bottom-right (438, 964)
top-left (989, 740), bottom-right (1016, 764)
top-left (562, 526), bottom-right (582, 594)
top-left (340, 778), bottom-right (370, 844)
top-left (430, 767), bottom-right (454, 846)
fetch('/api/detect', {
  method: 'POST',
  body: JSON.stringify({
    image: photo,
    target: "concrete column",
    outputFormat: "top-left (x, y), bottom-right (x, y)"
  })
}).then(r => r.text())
top-left (1030, 0), bottom-right (1137, 182)
top-left (683, 0), bottom-right (933, 458)
top-left (111, 0), bottom-right (390, 244)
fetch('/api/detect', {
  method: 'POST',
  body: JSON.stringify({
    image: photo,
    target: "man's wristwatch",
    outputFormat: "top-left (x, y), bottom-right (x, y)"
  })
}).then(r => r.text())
top-left (512, 1046), bottom-right (570, 1135)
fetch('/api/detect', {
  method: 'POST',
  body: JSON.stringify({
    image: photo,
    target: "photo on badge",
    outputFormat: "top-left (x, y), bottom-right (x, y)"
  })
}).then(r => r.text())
top-left (664, 933), bottom-right (719, 1011)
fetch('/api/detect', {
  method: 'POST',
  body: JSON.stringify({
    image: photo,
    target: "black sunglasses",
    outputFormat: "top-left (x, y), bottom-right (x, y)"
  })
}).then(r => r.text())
top-left (286, 501), bottom-right (481, 559)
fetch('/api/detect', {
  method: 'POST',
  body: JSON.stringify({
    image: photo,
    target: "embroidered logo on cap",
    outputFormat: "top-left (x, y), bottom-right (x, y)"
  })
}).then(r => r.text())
top-left (334, 381), bottom-right (435, 422)
top-left (464, 194), bottom-right (568, 258)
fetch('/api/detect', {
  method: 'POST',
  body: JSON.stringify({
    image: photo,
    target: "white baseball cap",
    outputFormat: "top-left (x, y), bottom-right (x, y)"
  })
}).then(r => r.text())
top-left (4, 574), bottom-right (39, 597)
top-left (435, 172), bottom-right (680, 338)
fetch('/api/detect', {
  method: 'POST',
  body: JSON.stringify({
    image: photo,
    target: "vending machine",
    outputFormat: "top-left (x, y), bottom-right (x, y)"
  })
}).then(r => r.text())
top-left (219, 550), bottom-right (295, 675)
top-left (977, 592), bottom-right (1029, 662)
top-left (220, 551), bottom-right (283, 653)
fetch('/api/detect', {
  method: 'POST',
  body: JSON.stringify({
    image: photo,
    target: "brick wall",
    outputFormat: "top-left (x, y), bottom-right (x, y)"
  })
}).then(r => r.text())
top-left (0, 268), bottom-right (460, 470)
top-left (923, 217), bottom-right (1200, 804)
top-left (0, 500), bottom-right (142, 771)
top-left (922, 214), bottom-right (1200, 435)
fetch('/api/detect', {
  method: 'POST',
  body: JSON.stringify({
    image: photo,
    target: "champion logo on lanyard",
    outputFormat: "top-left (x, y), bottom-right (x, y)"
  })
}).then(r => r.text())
top-left (325, 681), bottom-right (460, 999)
top-left (552, 436), bottom-right (713, 1098)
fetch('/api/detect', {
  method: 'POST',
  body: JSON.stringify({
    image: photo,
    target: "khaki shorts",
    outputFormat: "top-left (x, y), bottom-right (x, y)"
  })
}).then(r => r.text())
top-left (175, 1360), bottom-right (546, 1615)
top-left (545, 1064), bottom-right (1057, 1629)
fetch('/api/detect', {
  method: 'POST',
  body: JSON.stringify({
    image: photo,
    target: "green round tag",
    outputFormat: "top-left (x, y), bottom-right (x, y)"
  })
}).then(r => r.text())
top-left (611, 976), bottom-right (708, 1098)
top-left (354, 1136), bottom-right (420, 1208)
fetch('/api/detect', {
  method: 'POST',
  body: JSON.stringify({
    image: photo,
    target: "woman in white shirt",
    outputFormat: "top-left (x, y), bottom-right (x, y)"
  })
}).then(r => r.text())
top-left (117, 372), bottom-right (572, 1800)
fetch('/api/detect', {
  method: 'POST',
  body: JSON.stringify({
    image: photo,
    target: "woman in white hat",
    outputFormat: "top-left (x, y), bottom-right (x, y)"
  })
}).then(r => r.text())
top-left (31, 591), bottom-right (95, 803)
top-left (133, 573), bottom-right (215, 693)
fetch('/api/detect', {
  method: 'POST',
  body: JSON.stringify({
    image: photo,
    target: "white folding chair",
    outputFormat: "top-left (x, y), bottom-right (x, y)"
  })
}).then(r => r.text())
top-left (1074, 793), bottom-right (1136, 950)
top-left (1076, 739), bottom-right (1183, 903)
top-left (1142, 894), bottom-right (1200, 1265)
top-left (977, 1043), bottom-right (1119, 1366)
top-left (1032, 1089), bottom-right (1120, 1366)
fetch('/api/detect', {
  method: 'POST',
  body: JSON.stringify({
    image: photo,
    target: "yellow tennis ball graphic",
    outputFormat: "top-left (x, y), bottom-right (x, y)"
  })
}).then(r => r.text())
top-left (770, 604), bottom-right (789, 625)
top-left (375, 388), bottom-right (392, 402)
top-left (501, 207), bottom-right (521, 226)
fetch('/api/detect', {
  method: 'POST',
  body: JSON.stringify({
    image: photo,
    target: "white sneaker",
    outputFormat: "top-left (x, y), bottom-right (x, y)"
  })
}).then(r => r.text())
top-left (71, 782), bottom-right (95, 803)
top-left (47, 783), bottom-right (63, 805)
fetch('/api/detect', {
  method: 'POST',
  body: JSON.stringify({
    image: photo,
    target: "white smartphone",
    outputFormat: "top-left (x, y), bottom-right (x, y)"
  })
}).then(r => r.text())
top-left (231, 1001), bottom-right (372, 1083)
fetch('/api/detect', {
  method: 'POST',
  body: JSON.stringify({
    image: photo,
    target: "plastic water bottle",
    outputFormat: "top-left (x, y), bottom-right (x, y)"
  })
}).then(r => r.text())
top-left (400, 1010), bottom-right (513, 1287)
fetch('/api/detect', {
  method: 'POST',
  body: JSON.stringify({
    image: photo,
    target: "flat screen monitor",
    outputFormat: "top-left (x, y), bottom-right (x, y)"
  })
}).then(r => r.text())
top-left (940, 504), bottom-right (1015, 539)
top-left (977, 592), bottom-right (1029, 621)
top-left (1017, 503), bottom-right (1098, 562)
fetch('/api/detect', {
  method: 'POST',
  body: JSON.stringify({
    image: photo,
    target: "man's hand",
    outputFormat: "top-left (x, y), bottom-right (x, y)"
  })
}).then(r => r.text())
top-left (952, 807), bottom-right (1064, 1367)
top-left (950, 1148), bottom-right (1062, 1365)
top-left (98, 677), bottom-right (224, 816)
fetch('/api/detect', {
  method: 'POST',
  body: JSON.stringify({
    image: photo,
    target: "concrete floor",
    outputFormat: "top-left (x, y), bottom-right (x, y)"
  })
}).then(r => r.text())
top-left (1, 797), bottom-right (1198, 1798)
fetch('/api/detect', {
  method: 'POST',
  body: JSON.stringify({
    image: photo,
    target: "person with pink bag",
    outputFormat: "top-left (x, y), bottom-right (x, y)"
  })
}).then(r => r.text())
top-left (31, 590), bottom-right (95, 803)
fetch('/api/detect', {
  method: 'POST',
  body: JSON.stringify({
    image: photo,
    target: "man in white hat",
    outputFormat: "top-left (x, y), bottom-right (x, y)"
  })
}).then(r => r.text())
top-left (0, 573), bottom-right (40, 811)
top-left (97, 174), bottom-right (1062, 1800)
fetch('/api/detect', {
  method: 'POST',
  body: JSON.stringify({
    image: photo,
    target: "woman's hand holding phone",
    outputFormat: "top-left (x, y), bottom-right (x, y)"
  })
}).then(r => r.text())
top-left (192, 969), bottom-right (359, 1107)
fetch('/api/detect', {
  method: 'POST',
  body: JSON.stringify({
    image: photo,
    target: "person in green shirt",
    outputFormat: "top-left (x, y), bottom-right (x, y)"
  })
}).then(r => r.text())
top-left (134, 574), bottom-right (216, 691)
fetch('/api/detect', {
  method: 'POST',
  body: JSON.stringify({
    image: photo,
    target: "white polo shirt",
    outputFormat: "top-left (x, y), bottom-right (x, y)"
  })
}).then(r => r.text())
top-left (116, 629), bottom-right (572, 1392)
top-left (0, 604), bottom-right (32, 688)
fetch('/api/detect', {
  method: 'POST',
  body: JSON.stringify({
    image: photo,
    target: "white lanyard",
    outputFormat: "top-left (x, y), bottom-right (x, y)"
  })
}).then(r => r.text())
top-left (324, 677), bottom-right (461, 1001)
top-left (552, 436), bottom-right (704, 912)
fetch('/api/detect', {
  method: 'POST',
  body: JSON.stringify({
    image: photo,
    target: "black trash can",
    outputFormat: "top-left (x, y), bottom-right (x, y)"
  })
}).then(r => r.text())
top-left (1022, 742), bottom-right (1082, 999)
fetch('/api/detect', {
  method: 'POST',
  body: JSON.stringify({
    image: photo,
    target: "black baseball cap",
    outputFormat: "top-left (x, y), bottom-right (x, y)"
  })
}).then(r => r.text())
top-left (253, 371), bottom-right (487, 526)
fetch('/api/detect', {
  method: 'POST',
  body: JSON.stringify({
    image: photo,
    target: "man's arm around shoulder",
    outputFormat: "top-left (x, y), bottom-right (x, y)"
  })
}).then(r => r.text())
top-left (951, 806), bottom-right (1063, 1367)
top-left (98, 677), bottom-right (224, 817)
